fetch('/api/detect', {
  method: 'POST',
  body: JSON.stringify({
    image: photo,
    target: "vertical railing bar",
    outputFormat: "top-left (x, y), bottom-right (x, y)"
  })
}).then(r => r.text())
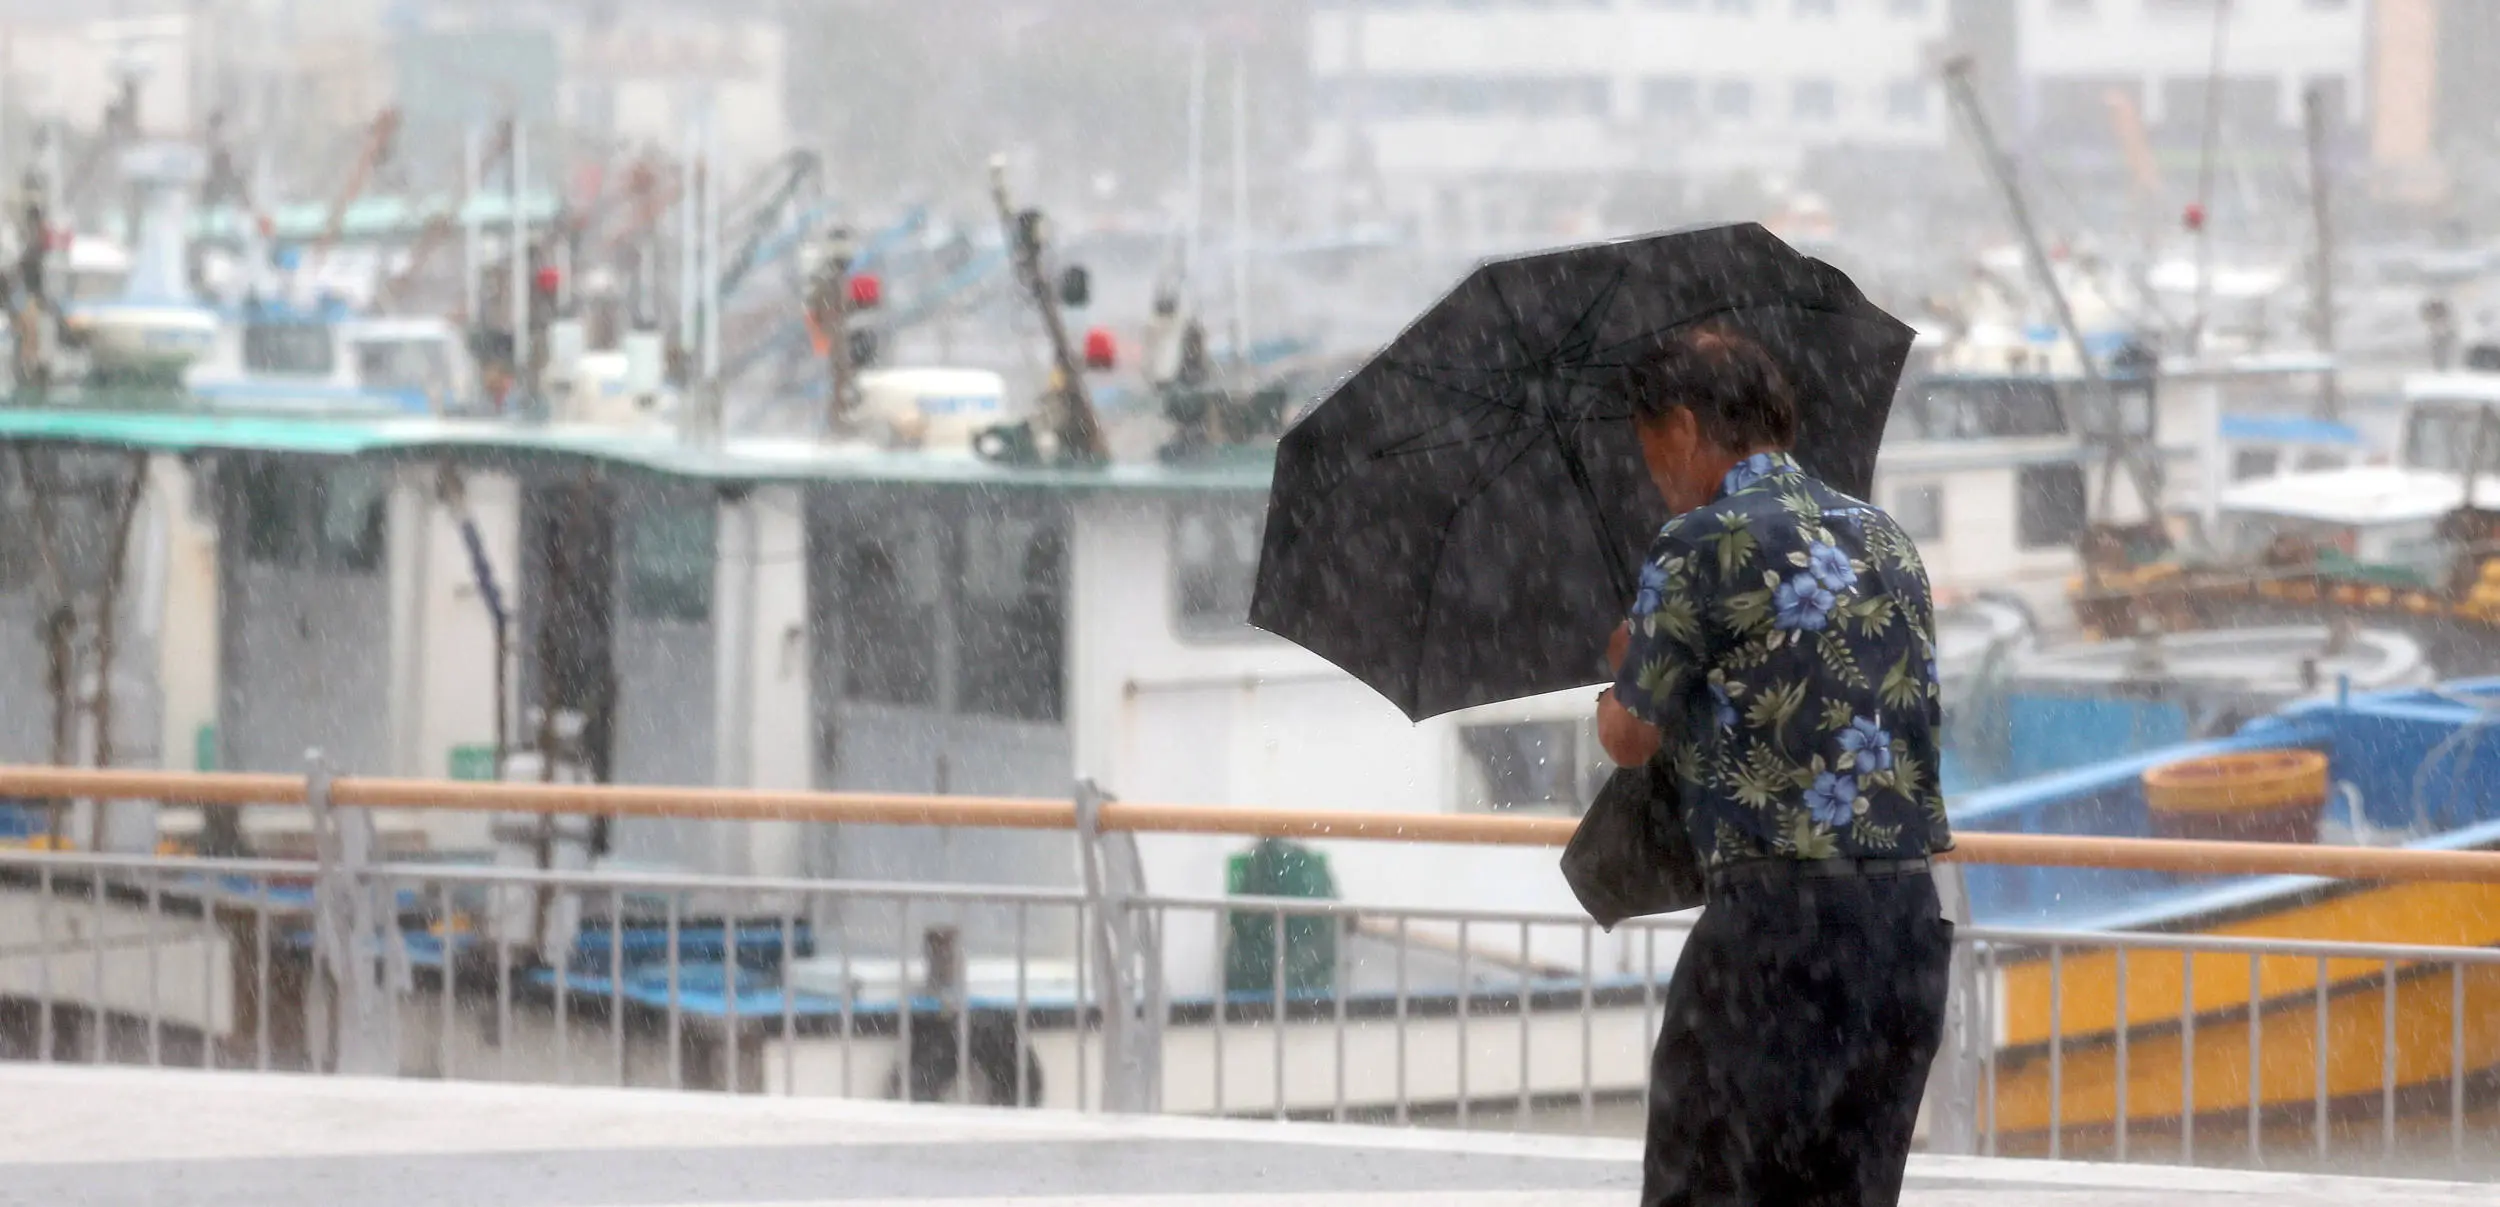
top-left (1984, 940), bottom-right (1999, 1158)
top-left (1394, 915), bottom-right (1410, 1126)
top-left (608, 887), bottom-right (625, 1086)
top-left (2180, 952), bottom-right (2195, 1165)
top-left (1510, 924), bottom-right (1530, 1134)
top-left (2382, 957), bottom-right (2398, 1161)
top-left (953, 921), bottom-right (971, 1109)
top-left (1271, 907), bottom-right (1287, 1122)
top-left (2314, 955), bottom-right (2328, 1160)
top-left (1072, 902), bottom-right (1088, 1112)
top-left (1579, 922), bottom-right (1595, 1133)
top-left (35, 864), bottom-right (53, 1063)
top-left (437, 883), bottom-right (455, 1081)
top-left (255, 877), bottom-right (274, 1073)
top-left (1331, 907), bottom-right (1348, 1124)
top-left (1515, 920), bottom-right (1531, 1129)
top-left (2452, 960), bottom-right (2466, 1170)
top-left (1014, 901), bottom-right (1030, 1110)
top-left (1211, 905), bottom-right (1226, 1116)
top-left (840, 907), bottom-right (856, 1099)
top-left (145, 871), bottom-right (162, 1068)
top-left (2047, 944), bottom-right (2062, 1161)
top-left (89, 870), bottom-right (106, 1064)
top-left (1456, 918), bottom-right (1472, 1130)
top-left (1640, 927), bottom-right (1657, 1047)
top-left (2115, 947), bottom-right (2129, 1163)
top-left (896, 897), bottom-right (913, 1105)
top-left (554, 897), bottom-right (571, 1083)
top-left (2250, 952), bottom-right (2263, 1164)
top-left (665, 892), bottom-right (683, 1091)
top-left (199, 877), bottom-right (216, 1069)
top-left (726, 912), bottom-right (745, 1097)
top-left (779, 907), bottom-right (797, 1096)
top-left (495, 929), bottom-right (513, 1081)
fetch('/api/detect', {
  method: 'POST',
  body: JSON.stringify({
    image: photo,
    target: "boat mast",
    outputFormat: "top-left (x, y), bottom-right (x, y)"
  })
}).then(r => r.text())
top-left (989, 155), bottom-right (1107, 461)
top-left (1941, 54), bottom-right (2162, 528)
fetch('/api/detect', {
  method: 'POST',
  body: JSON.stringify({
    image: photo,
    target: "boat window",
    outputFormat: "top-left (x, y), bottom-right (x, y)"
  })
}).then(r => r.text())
top-left (242, 323), bottom-right (336, 377)
top-left (621, 500), bottom-right (714, 624)
top-left (2015, 463), bottom-right (2088, 550)
top-left (836, 511), bottom-right (942, 707)
top-left (955, 506), bottom-right (1065, 723)
top-left (1890, 482), bottom-right (1943, 541)
top-left (1455, 719), bottom-right (1606, 814)
top-left (353, 338), bottom-right (455, 405)
top-left (1171, 500), bottom-right (1266, 641)
top-left (2403, 402), bottom-right (2493, 474)
top-left (2231, 448), bottom-right (2280, 481)
top-left (236, 458), bottom-right (385, 573)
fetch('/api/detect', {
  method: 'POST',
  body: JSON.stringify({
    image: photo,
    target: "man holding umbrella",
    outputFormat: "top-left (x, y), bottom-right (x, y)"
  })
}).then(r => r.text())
top-left (1597, 324), bottom-right (1953, 1206)
top-left (1250, 223), bottom-right (1951, 1205)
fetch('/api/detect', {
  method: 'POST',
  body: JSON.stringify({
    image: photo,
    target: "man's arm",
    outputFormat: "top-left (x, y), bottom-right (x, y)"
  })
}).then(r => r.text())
top-left (1599, 534), bottom-right (1706, 768)
top-left (1595, 620), bottom-right (1658, 766)
top-left (1598, 688), bottom-right (1660, 767)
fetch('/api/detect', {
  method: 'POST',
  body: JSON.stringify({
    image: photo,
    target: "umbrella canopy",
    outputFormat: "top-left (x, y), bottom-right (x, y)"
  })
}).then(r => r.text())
top-left (1249, 222), bottom-right (1913, 721)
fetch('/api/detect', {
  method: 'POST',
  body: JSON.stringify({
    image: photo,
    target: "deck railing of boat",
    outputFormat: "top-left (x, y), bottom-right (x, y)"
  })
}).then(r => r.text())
top-left (5, 762), bottom-right (2500, 1180)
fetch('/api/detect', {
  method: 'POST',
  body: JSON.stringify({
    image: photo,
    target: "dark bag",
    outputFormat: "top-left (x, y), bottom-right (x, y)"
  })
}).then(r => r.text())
top-left (1560, 759), bottom-right (1706, 930)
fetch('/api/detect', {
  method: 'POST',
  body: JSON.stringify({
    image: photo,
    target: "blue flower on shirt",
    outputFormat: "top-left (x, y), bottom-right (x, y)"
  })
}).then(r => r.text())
top-left (1772, 571), bottom-right (1837, 632)
top-left (1633, 557), bottom-right (1668, 617)
top-left (1720, 452), bottom-right (1780, 497)
top-left (1806, 542), bottom-right (1857, 593)
top-left (1805, 771), bottom-right (1859, 829)
top-left (1836, 716), bottom-right (1893, 773)
top-left (1708, 679), bottom-right (1739, 730)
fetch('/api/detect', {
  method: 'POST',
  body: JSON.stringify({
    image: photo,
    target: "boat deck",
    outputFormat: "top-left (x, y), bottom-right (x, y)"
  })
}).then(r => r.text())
top-left (1, 1066), bottom-right (2485, 1206)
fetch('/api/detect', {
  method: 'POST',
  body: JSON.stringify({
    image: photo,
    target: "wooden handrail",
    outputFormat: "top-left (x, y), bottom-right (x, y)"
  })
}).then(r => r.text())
top-left (8, 763), bottom-right (2500, 882)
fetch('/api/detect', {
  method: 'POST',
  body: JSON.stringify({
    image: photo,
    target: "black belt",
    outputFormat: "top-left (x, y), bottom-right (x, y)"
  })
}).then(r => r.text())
top-left (1708, 855), bottom-right (1930, 886)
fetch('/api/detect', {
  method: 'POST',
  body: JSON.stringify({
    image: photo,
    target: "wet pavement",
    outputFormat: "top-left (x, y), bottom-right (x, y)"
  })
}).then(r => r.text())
top-left (0, 1065), bottom-right (2488, 1206)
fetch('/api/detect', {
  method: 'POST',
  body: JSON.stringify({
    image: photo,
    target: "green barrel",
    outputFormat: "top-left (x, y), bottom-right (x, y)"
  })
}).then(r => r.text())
top-left (1224, 838), bottom-right (1339, 996)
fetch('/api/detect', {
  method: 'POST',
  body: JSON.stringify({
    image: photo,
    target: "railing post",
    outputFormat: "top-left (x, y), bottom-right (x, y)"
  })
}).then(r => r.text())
top-left (1076, 779), bottom-right (1161, 1113)
top-left (1924, 860), bottom-right (1987, 1156)
top-left (307, 752), bottom-right (408, 1077)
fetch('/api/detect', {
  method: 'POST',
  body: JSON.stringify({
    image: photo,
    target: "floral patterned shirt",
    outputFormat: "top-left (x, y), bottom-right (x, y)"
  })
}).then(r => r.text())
top-left (1613, 451), bottom-right (1951, 866)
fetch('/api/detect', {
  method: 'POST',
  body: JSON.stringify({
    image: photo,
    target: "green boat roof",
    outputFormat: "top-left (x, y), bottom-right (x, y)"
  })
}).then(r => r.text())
top-left (0, 406), bottom-right (1276, 494)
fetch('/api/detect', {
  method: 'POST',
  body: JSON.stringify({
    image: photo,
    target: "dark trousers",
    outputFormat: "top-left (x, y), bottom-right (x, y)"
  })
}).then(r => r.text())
top-left (1641, 868), bottom-right (1954, 1207)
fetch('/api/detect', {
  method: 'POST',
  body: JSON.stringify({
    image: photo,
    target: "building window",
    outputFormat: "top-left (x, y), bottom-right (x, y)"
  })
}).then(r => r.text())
top-left (1792, 78), bottom-right (1836, 121)
top-left (1886, 78), bottom-right (1928, 121)
top-left (1713, 0), bottom-right (1753, 11)
top-left (1794, 0), bottom-right (1835, 14)
top-left (1172, 501), bottom-right (1266, 641)
top-left (1889, 0), bottom-right (1927, 14)
top-left (621, 500), bottom-right (715, 624)
top-left (955, 508), bottom-right (1065, 723)
top-left (1644, 76), bottom-right (1700, 118)
top-left (2016, 463), bottom-right (2089, 550)
top-left (1891, 483), bottom-right (1944, 541)
top-left (1711, 79), bottom-right (1754, 119)
top-left (1456, 719), bottom-right (1606, 813)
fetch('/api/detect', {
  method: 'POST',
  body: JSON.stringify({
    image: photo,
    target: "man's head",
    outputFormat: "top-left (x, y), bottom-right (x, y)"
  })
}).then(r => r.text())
top-left (1622, 324), bottom-right (1798, 514)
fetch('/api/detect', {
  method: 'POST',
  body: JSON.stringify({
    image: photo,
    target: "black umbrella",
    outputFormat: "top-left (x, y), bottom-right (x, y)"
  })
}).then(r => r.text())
top-left (1249, 222), bottom-right (1914, 721)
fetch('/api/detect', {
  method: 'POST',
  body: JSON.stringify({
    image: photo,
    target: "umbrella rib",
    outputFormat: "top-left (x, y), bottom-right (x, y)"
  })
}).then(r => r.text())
top-left (1403, 414), bottom-right (1562, 713)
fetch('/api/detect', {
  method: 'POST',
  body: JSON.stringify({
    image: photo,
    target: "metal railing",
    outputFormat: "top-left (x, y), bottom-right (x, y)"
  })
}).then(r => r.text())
top-left (4, 762), bottom-right (2500, 1179)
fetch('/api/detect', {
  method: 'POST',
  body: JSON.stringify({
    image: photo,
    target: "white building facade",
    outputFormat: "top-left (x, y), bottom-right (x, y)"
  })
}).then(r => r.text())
top-left (1306, 0), bottom-right (1954, 244)
top-left (2013, 0), bottom-right (2372, 148)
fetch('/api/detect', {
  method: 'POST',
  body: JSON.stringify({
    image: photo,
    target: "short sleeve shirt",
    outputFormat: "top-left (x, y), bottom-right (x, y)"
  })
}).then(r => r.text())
top-left (1612, 451), bottom-right (1952, 866)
